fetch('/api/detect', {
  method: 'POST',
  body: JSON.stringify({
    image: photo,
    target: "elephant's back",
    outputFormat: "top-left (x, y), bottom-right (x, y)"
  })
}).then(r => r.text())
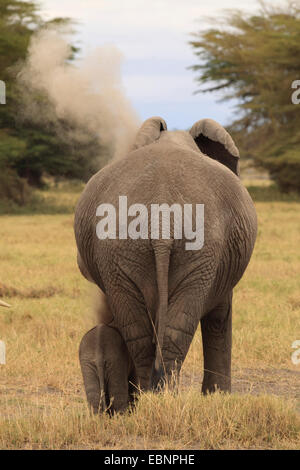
top-left (75, 140), bottom-right (257, 258)
top-left (77, 141), bottom-right (249, 208)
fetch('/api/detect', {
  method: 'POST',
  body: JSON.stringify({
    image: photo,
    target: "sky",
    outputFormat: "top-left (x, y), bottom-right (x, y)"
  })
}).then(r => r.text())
top-left (40, 0), bottom-right (272, 130)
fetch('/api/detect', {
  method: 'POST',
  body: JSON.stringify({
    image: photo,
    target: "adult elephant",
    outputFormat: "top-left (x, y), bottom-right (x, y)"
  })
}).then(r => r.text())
top-left (74, 117), bottom-right (257, 414)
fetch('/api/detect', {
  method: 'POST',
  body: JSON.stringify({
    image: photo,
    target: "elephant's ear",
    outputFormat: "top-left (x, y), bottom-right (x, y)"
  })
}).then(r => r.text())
top-left (131, 116), bottom-right (167, 151)
top-left (190, 119), bottom-right (240, 176)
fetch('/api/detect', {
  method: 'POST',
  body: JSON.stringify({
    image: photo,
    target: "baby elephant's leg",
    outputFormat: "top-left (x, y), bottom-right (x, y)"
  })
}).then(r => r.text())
top-left (79, 325), bottom-right (136, 414)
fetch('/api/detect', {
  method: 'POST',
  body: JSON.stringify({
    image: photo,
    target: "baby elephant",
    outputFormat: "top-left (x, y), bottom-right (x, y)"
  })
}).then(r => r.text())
top-left (75, 117), bottom-right (257, 413)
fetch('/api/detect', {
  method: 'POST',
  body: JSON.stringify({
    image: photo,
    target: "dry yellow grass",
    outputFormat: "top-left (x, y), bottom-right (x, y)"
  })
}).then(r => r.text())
top-left (0, 390), bottom-right (299, 450)
top-left (0, 181), bottom-right (299, 449)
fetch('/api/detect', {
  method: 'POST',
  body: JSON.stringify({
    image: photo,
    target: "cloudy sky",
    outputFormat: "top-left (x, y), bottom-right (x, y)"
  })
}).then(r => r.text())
top-left (41, 0), bottom-right (268, 129)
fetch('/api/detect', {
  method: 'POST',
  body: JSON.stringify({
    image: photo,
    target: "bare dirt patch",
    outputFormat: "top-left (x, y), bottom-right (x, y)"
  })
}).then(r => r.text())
top-left (182, 367), bottom-right (300, 402)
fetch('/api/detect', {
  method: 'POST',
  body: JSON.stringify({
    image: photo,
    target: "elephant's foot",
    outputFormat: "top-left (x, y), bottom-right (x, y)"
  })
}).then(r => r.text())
top-left (79, 325), bottom-right (137, 414)
top-left (151, 360), bottom-right (181, 392)
top-left (201, 293), bottom-right (232, 394)
top-left (201, 372), bottom-right (231, 394)
top-left (151, 364), bottom-right (165, 391)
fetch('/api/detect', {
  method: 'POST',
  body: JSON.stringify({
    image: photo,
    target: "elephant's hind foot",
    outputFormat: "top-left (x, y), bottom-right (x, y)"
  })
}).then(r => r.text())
top-left (201, 293), bottom-right (232, 394)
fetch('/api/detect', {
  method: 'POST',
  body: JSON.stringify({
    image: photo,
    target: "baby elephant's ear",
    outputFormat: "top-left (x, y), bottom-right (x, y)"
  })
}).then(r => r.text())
top-left (190, 119), bottom-right (240, 176)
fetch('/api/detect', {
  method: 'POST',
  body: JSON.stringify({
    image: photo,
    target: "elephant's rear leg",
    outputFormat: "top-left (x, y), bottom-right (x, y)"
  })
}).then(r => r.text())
top-left (201, 292), bottom-right (232, 394)
top-left (79, 325), bottom-right (137, 414)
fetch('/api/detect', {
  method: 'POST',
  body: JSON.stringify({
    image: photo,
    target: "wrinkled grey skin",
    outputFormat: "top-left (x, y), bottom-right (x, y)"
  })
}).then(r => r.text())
top-left (75, 117), bottom-right (257, 414)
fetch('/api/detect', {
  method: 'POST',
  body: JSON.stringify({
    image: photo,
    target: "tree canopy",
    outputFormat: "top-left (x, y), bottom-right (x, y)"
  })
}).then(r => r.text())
top-left (190, 1), bottom-right (300, 192)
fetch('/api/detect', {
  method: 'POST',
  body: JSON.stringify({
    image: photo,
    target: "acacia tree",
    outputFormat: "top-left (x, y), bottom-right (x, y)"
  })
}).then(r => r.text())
top-left (189, 1), bottom-right (300, 192)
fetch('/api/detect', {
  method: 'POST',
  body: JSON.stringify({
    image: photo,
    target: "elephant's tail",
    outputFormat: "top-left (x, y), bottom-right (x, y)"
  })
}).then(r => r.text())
top-left (151, 239), bottom-right (172, 386)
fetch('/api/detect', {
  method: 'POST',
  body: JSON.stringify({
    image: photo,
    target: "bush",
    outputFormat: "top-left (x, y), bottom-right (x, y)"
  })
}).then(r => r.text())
top-left (258, 152), bottom-right (300, 194)
top-left (0, 168), bottom-right (32, 205)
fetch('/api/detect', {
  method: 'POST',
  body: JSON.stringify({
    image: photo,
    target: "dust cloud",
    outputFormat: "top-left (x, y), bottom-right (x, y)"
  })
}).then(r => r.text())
top-left (17, 27), bottom-right (140, 160)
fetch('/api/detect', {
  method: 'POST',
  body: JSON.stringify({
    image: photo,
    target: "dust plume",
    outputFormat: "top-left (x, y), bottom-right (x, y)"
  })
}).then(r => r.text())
top-left (17, 28), bottom-right (140, 160)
